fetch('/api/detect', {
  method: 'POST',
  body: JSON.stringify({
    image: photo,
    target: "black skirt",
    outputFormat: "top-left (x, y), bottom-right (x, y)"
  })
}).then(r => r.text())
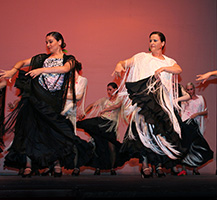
top-left (77, 117), bottom-right (124, 170)
top-left (120, 77), bottom-right (213, 168)
top-left (4, 70), bottom-right (93, 170)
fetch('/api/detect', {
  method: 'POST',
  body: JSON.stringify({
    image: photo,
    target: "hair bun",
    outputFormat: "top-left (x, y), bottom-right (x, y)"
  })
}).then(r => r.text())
top-left (62, 42), bottom-right (66, 49)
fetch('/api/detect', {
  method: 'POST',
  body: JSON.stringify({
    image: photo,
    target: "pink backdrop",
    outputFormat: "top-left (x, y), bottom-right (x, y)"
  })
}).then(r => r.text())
top-left (0, 0), bottom-right (216, 174)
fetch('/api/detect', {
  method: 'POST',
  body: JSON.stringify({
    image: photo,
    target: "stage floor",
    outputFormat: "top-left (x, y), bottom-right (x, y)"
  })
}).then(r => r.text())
top-left (0, 174), bottom-right (216, 199)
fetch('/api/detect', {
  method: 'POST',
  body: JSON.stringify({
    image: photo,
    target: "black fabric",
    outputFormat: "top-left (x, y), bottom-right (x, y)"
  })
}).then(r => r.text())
top-left (180, 119), bottom-right (213, 167)
top-left (29, 53), bottom-right (74, 113)
top-left (121, 77), bottom-right (213, 168)
top-left (126, 77), bottom-right (174, 135)
top-left (77, 117), bottom-right (123, 170)
top-left (120, 121), bottom-right (170, 167)
top-left (4, 54), bottom-right (93, 170)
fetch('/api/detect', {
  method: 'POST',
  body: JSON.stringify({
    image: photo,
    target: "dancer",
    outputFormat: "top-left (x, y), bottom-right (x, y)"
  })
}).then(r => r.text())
top-left (179, 82), bottom-right (208, 175)
top-left (0, 31), bottom-right (92, 177)
top-left (61, 60), bottom-right (87, 130)
top-left (112, 31), bottom-right (213, 178)
top-left (169, 83), bottom-right (191, 176)
top-left (196, 70), bottom-right (217, 84)
top-left (77, 82), bottom-right (123, 175)
top-left (61, 60), bottom-right (88, 176)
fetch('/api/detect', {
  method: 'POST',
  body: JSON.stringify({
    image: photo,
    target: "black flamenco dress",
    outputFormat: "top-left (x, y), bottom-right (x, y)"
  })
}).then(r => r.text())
top-left (120, 76), bottom-right (213, 168)
top-left (4, 54), bottom-right (93, 171)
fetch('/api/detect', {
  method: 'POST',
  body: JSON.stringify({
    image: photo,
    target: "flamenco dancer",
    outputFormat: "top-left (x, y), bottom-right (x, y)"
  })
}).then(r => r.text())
top-left (61, 60), bottom-right (88, 176)
top-left (0, 31), bottom-right (93, 177)
top-left (77, 82), bottom-right (123, 175)
top-left (112, 31), bottom-right (213, 178)
top-left (61, 60), bottom-right (87, 130)
top-left (179, 82), bottom-right (208, 175)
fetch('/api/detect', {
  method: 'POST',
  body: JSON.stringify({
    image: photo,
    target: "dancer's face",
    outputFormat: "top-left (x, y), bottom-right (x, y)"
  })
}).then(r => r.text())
top-left (107, 86), bottom-right (117, 98)
top-left (149, 34), bottom-right (165, 53)
top-left (186, 85), bottom-right (195, 97)
top-left (46, 35), bottom-right (62, 54)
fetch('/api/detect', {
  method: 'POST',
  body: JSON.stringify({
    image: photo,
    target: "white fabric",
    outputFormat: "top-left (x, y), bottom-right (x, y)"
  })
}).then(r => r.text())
top-left (101, 96), bottom-right (122, 122)
top-left (85, 95), bottom-right (123, 136)
top-left (85, 95), bottom-right (122, 121)
top-left (181, 95), bottom-right (206, 135)
top-left (61, 75), bottom-right (88, 134)
top-left (117, 52), bottom-right (182, 159)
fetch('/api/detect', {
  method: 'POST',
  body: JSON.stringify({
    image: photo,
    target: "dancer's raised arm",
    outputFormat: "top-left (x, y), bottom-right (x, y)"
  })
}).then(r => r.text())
top-left (196, 70), bottom-right (217, 84)
top-left (0, 58), bottom-right (31, 81)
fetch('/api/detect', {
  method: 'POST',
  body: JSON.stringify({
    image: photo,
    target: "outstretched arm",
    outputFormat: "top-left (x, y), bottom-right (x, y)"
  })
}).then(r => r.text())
top-left (77, 102), bottom-right (95, 120)
top-left (0, 58), bottom-right (31, 81)
top-left (177, 86), bottom-right (191, 103)
top-left (100, 100), bottom-right (122, 114)
top-left (26, 60), bottom-right (75, 79)
top-left (196, 70), bottom-right (217, 84)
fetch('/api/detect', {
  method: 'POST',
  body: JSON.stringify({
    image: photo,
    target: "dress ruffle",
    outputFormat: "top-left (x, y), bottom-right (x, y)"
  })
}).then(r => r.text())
top-left (4, 70), bottom-right (93, 170)
top-left (121, 77), bottom-right (213, 167)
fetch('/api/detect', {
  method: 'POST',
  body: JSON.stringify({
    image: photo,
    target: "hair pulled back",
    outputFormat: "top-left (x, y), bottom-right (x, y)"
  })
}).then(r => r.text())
top-left (46, 31), bottom-right (66, 49)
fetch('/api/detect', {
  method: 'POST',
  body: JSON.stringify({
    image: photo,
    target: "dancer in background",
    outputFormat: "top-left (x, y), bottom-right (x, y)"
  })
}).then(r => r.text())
top-left (196, 70), bottom-right (217, 84)
top-left (0, 31), bottom-right (92, 177)
top-left (77, 82), bottom-right (123, 175)
top-left (61, 60), bottom-right (87, 131)
top-left (179, 82), bottom-right (208, 175)
top-left (169, 83), bottom-right (191, 176)
top-left (112, 31), bottom-right (213, 178)
top-left (61, 60), bottom-right (88, 176)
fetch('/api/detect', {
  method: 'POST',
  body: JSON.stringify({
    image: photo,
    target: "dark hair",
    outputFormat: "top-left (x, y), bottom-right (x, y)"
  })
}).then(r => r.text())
top-left (75, 60), bottom-right (82, 73)
top-left (149, 31), bottom-right (166, 50)
top-left (107, 82), bottom-right (118, 89)
top-left (46, 31), bottom-right (66, 49)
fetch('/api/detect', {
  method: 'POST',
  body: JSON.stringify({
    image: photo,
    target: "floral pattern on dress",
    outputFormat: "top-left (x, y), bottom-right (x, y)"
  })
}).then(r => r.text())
top-left (38, 58), bottom-right (65, 92)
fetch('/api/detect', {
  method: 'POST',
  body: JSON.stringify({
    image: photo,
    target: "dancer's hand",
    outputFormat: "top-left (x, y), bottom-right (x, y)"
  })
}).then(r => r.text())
top-left (112, 62), bottom-right (126, 78)
top-left (0, 69), bottom-right (17, 82)
top-left (196, 72), bottom-right (211, 84)
top-left (190, 113), bottom-right (198, 119)
top-left (26, 68), bottom-right (43, 79)
top-left (154, 67), bottom-right (165, 80)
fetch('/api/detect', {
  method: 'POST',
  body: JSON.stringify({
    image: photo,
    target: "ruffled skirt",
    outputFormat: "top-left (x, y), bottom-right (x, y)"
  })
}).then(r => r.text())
top-left (4, 70), bottom-right (93, 170)
top-left (120, 77), bottom-right (213, 168)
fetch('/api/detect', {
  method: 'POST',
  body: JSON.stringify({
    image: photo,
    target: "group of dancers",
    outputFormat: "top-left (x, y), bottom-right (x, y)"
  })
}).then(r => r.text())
top-left (0, 31), bottom-right (214, 178)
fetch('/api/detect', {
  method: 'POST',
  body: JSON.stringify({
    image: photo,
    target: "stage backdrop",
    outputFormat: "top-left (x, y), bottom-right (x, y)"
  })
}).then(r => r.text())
top-left (0, 0), bottom-right (216, 174)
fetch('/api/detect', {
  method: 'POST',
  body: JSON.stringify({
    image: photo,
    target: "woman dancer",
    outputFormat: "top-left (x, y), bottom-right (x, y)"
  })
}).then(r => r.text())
top-left (0, 31), bottom-right (92, 177)
top-left (61, 60), bottom-right (88, 176)
top-left (77, 82), bottom-right (123, 175)
top-left (112, 31), bottom-right (213, 178)
top-left (61, 60), bottom-right (87, 131)
top-left (179, 82), bottom-right (208, 175)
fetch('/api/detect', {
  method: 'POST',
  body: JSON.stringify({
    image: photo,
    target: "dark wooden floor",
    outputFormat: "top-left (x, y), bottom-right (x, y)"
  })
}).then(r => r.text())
top-left (0, 173), bottom-right (216, 200)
